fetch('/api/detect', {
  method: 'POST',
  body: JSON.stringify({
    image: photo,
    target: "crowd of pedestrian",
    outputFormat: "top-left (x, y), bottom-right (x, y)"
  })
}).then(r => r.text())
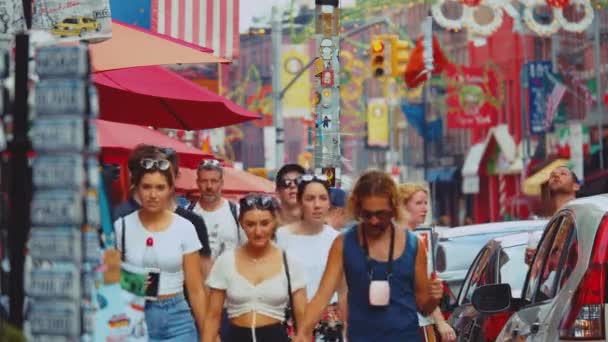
top-left (110, 144), bottom-right (475, 342)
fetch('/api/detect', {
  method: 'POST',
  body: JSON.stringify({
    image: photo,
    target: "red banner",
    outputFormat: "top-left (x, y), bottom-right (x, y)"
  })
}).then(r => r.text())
top-left (446, 64), bottom-right (502, 129)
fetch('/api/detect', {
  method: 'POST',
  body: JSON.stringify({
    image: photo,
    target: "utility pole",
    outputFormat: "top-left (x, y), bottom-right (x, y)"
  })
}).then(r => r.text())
top-left (314, 0), bottom-right (341, 185)
top-left (422, 14), bottom-right (433, 182)
top-left (593, 13), bottom-right (604, 170)
top-left (271, 6), bottom-right (285, 168)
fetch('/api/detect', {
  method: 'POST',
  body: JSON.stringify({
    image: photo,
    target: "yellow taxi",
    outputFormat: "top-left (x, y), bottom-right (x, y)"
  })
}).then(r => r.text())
top-left (51, 16), bottom-right (101, 38)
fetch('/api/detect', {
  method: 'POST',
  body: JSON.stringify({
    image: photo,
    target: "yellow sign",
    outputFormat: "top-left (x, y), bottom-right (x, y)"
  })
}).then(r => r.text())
top-left (282, 45), bottom-right (311, 119)
top-left (367, 98), bottom-right (389, 148)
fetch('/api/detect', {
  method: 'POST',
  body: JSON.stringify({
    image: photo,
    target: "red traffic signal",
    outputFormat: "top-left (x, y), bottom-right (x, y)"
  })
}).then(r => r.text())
top-left (371, 40), bottom-right (384, 54)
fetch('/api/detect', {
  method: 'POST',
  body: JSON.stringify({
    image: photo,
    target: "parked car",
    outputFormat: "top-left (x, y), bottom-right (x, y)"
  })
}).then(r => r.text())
top-left (448, 230), bottom-right (543, 341)
top-left (51, 16), bottom-right (101, 38)
top-left (471, 194), bottom-right (608, 341)
top-left (435, 220), bottom-right (548, 311)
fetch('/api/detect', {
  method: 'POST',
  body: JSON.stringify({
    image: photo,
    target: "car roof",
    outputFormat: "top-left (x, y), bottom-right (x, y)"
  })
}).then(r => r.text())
top-left (437, 220), bottom-right (548, 240)
top-left (490, 230), bottom-right (544, 248)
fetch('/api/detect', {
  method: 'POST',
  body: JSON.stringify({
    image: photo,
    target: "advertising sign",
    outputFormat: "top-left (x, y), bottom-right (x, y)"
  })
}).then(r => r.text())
top-left (526, 61), bottom-right (552, 134)
top-left (33, 0), bottom-right (112, 43)
top-left (446, 63), bottom-right (502, 129)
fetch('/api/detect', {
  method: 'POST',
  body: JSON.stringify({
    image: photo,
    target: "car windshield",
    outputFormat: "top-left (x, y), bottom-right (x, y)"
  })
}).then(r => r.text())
top-left (62, 18), bottom-right (79, 24)
top-left (440, 234), bottom-right (504, 272)
top-left (499, 244), bottom-right (528, 294)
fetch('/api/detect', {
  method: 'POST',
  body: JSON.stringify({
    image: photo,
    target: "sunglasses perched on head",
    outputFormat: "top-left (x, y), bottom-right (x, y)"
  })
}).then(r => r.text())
top-left (198, 159), bottom-right (221, 170)
top-left (299, 174), bottom-right (329, 185)
top-left (140, 158), bottom-right (171, 171)
top-left (240, 194), bottom-right (278, 210)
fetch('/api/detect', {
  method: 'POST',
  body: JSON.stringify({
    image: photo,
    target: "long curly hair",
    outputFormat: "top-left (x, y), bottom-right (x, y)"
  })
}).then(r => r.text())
top-left (347, 170), bottom-right (401, 222)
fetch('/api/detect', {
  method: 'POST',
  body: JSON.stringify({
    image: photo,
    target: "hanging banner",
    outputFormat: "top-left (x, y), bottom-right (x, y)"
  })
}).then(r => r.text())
top-left (366, 98), bottom-right (389, 149)
top-left (282, 44), bottom-right (311, 119)
top-left (526, 61), bottom-right (552, 134)
top-left (446, 63), bottom-right (501, 129)
top-left (33, 0), bottom-right (112, 43)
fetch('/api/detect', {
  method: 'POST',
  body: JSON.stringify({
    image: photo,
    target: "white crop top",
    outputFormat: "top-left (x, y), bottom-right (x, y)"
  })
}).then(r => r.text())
top-left (206, 249), bottom-right (307, 322)
top-left (114, 211), bottom-right (202, 295)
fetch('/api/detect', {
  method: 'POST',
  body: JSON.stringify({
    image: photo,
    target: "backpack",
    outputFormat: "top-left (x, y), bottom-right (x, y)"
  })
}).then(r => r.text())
top-left (187, 200), bottom-right (242, 243)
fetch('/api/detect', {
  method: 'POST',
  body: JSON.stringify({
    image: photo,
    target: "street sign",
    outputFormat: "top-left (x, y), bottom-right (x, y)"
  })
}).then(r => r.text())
top-left (28, 300), bottom-right (81, 337)
top-left (27, 266), bottom-right (81, 300)
top-left (28, 228), bottom-right (82, 261)
top-left (35, 45), bottom-right (90, 79)
top-left (35, 80), bottom-right (96, 115)
top-left (31, 190), bottom-right (84, 226)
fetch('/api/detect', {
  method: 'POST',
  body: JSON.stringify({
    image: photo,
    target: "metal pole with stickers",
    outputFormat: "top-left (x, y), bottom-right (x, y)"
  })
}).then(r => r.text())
top-left (313, 0), bottom-right (341, 187)
top-left (25, 44), bottom-right (101, 341)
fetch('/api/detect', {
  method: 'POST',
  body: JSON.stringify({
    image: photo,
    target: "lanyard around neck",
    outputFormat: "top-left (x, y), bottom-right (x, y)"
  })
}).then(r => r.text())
top-left (362, 224), bottom-right (395, 278)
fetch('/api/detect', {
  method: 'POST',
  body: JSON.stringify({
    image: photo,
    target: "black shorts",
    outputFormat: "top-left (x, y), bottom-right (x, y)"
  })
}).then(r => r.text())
top-left (225, 323), bottom-right (288, 342)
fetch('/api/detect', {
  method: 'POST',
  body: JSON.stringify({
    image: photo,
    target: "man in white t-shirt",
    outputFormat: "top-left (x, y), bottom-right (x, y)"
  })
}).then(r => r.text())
top-left (188, 159), bottom-right (243, 260)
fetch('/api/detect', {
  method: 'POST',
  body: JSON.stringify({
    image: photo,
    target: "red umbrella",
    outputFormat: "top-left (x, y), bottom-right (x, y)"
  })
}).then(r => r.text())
top-left (96, 119), bottom-right (213, 169)
top-left (93, 65), bottom-right (260, 130)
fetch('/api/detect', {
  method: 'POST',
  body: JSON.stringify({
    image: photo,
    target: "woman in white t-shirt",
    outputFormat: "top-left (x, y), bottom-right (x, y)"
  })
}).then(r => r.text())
top-left (203, 194), bottom-right (307, 342)
top-left (275, 174), bottom-right (344, 340)
top-left (398, 183), bottom-right (456, 342)
top-left (115, 155), bottom-right (206, 341)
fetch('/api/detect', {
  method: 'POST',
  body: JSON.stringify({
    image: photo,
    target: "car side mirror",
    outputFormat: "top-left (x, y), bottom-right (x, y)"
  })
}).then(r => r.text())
top-left (472, 283), bottom-right (512, 313)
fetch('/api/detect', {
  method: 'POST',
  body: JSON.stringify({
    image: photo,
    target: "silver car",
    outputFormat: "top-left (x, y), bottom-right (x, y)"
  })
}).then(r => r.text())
top-left (471, 194), bottom-right (608, 341)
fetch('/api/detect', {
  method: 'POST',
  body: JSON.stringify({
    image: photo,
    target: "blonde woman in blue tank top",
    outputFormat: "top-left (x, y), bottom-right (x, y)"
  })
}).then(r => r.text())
top-left (294, 171), bottom-right (444, 342)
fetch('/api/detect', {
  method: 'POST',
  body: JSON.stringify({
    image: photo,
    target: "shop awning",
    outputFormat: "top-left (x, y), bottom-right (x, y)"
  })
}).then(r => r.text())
top-left (522, 159), bottom-right (569, 196)
top-left (462, 143), bottom-right (486, 194)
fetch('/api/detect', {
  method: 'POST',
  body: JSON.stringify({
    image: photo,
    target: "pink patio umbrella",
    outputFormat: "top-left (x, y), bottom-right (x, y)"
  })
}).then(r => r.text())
top-left (93, 65), bottom-right (260, 130)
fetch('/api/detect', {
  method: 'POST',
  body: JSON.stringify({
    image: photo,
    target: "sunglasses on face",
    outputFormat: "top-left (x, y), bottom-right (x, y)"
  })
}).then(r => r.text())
top-left (240, 194), bottom-right (278, 211)
top-left (278, 178), bottom-right (299, 189)
top-left (140, 158), bottom-right (171, 171)
top-left (198, 159), bottom-right (221, 170)
top-left (359, 209), bottom-right (393, 222)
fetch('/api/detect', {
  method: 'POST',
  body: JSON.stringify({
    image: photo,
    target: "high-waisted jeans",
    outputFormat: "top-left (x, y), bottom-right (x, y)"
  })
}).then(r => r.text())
top-left (145, 293), bottom-right (198, 341)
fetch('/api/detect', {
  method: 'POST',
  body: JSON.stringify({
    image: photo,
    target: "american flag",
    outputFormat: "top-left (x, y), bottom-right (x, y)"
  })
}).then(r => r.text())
top-left (545, 80), bottom-right (566, 130)
top-left (150, 0), bottom-right (240, 61)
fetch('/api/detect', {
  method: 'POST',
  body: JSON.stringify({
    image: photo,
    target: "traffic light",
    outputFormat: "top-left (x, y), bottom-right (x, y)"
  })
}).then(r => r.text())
top-left (370, 37), bottom-right (390, 78)
top-left (390, 38), bottom-right (411, 77)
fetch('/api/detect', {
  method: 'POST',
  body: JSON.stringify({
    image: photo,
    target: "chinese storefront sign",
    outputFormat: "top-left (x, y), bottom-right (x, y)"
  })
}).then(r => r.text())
top-left (446, 63), bottom-right (502, 129)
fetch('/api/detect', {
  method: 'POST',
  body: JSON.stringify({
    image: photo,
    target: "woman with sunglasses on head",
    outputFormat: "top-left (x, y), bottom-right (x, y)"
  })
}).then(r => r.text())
top-left (203, 194), bottom-right (308, 342)
top-left (399, 183), bottom-right (456, 342)
top-left (294, 170), bottom-right (444, 342)
top-left (114, 151), bottom-right (206, 341)
top-left (275, 174), bottom-right (345, 341)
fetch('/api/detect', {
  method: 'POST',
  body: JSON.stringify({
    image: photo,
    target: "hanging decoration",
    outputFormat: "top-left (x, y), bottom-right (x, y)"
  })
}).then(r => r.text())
top-left (546, 0), bottom-right (569, 8)
top-left (554, 0), bottom-right (594, 32)
top-left (516, 0), bottom-right (594, 35)
top-left (431, 0), bottom-right (504, 36)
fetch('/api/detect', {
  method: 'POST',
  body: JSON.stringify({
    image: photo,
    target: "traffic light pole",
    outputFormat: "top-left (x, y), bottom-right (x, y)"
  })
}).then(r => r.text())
top-left (313, 0), bottom-right (341, 185)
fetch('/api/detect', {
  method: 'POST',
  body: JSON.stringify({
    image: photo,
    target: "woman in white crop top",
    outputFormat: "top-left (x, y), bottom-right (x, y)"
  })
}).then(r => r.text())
top-left (115, 153), bottom-right (206, 341)
top-left (276, 174), bottom-right (346, 341)
top-left (203, 194), bottom-right (307, 342)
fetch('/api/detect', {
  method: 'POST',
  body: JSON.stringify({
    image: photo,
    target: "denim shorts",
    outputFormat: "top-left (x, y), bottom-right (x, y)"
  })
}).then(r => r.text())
top-left (145, 293), bottom-right (199, 341)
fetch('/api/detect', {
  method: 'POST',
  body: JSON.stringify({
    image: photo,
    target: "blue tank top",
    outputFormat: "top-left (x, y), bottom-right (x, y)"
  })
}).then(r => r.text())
top-left (343, 226), bottom-right (421, 342)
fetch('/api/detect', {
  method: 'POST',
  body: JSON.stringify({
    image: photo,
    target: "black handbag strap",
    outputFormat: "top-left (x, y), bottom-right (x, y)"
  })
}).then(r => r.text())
top-left (282, 251), bottom-right (297, 331)
top-left (121, 216), bottom-right (126, 261)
